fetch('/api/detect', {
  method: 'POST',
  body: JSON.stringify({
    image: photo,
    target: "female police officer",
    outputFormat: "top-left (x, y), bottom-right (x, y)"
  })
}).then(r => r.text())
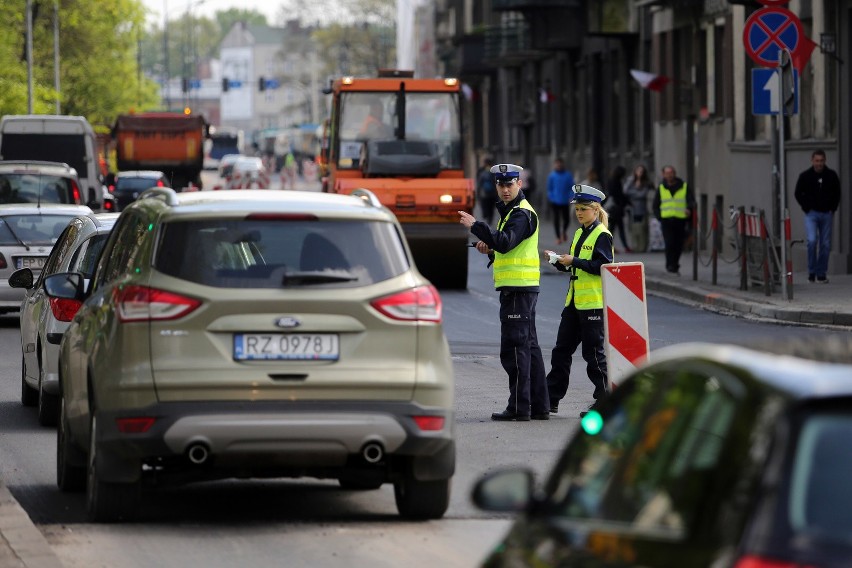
top-left (459, 164), bottom-right (550, 421)
top-left (542, 184), bottom-right (614, 417)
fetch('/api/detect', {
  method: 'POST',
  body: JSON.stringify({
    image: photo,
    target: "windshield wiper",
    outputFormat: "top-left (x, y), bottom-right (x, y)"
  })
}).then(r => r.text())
top-left (281, 271), bottom-right (357, 286)
top-left (0, 220), bottom-right (30, 251)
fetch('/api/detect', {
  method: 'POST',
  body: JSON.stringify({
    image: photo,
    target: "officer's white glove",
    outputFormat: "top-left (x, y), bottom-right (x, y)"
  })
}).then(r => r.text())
top-left (548, 252), bottom-right (560, 265)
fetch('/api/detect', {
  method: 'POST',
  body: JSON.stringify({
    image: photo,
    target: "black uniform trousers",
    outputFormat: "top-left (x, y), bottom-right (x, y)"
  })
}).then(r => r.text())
top-left (546, 305), bottom-right (609, 404)
top-left (660, 217), bottom-right (688, 273)
top-left (499, 290), bottom-right (549, 416)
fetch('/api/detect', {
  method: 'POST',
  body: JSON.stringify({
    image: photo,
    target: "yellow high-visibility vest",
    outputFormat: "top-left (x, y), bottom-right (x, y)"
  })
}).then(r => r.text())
top-left (493, 199), bottom-right (540, 288)
top-left (565, 223), bottom-right (612, 309)
top-left (659, 182), bottom-right (688, 219)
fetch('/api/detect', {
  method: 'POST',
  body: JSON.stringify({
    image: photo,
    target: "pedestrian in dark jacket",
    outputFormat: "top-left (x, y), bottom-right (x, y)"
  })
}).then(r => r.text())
top-left (794, 149), bottom-right (841, 282)
top-left (604, 165), bottom-right (630, 252)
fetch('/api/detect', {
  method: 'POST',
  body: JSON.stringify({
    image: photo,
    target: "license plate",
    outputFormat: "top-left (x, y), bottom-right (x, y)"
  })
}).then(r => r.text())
top-left (15, 256), bottom-right (47, 270)
top-left (234, 333), bottom-right (339, 361)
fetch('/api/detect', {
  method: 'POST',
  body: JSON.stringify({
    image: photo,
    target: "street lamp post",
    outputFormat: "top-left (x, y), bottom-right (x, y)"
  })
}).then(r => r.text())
top-left (26, 0), bottom-right (34, 113)
top-left (54, 0), bottom-right (60, 114)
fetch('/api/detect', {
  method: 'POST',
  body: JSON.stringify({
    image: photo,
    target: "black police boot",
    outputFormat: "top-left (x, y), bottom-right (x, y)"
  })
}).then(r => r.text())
top-left (491, 410), bottom-right (531, 422)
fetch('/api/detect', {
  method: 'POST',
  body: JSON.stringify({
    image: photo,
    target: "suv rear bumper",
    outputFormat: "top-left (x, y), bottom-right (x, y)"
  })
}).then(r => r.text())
top-left (94, 400), bottom-right (455, 484)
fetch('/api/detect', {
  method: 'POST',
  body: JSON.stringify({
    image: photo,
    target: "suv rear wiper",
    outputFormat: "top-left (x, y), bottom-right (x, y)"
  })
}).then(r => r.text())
top-left (0, 220), bottom-right (30, 251)
top-left (281, 271), bottom-right (357, 286)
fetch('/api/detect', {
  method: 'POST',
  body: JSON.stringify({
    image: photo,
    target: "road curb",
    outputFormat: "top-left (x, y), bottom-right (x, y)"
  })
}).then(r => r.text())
top-left (645, 277), bottom-right (844, 328)
top-left (0, 481), bottom-right (63, 568)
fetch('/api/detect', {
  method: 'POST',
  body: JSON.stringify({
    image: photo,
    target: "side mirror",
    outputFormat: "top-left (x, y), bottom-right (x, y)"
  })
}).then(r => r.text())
top-left (8, 268), bottom-right (34, 289)
top-left (43, 272), bottom-right (87, 301)
top-left (471, 468), bottom-right (535, 513)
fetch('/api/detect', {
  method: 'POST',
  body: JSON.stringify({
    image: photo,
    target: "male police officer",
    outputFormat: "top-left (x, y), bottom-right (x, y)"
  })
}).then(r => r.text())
top-left (459, 164), bottom-right (550, 421)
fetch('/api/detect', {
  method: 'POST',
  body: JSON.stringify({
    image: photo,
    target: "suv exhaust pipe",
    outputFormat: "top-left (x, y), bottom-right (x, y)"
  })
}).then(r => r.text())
top-left (361, 442), bottom-right (384, 464)
top-left (187, 442), bottom-right (210, 465)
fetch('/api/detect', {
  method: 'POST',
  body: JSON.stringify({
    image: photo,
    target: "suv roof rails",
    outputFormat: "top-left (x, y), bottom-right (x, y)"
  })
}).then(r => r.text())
top-left (351, 188), bottom-right (382, 208)
top-left (139, 186), bottom-right (179, 206)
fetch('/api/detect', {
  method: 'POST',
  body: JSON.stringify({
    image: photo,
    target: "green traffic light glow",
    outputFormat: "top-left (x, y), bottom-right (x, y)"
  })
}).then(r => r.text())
top-left (581, 410), bottom-right (604, 435)
top-left (148, 223), bottom-right (154, 231)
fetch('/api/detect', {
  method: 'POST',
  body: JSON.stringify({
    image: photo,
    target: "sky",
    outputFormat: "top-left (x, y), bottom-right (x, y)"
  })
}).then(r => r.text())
top-left (140, 0), bottom-right (282, 26)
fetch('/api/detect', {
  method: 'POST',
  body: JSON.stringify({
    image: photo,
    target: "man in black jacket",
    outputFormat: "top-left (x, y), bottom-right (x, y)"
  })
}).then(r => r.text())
top-left (794, 149), bottom-right (841, 283)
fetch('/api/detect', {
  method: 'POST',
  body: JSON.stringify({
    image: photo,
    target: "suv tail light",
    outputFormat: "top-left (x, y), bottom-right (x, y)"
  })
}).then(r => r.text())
top-left (156, 180), bottom-right (164, 187)
top-left (370, 285), bottom-right (442, 322)
top-left (49, 297), bottom-right (83, 322)
top-left (734, 556), bottom-right (814, 568)
top-left (108, 184), bottom-right (115, 193)
top-left (116, 285), bottom-right (202, 322)
top-left (70, 180), bottom-right (81, 203)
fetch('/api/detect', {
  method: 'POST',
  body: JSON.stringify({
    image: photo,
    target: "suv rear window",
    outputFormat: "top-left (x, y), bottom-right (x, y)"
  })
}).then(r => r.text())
top-left (0, 173), bottom-right (76, 204)
top-left (787, 410), bottom-right (852, 543)
top-left (154, 218), bottom-right (409, 288)
top-left (115, 176), bottom-right (164, 192)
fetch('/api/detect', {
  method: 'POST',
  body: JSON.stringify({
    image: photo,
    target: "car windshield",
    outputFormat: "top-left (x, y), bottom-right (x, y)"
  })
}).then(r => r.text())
top-left (543, 368), bottom-right (739, 535)
top-left (787, 410), bottom-right (852, 545)
top-left (0, 214), bottom-right (75, 245)
top-left (0, 173), bottom-right (76, 204)
top-left (154, 218), bottom-right (409, 288)
top-left (337, 91), bottom-right (462, 170)
top-left (115, 177), bottom-right (163, 192)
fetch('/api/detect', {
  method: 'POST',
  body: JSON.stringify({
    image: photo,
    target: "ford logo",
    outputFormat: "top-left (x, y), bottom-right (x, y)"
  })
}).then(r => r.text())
top-left (275, 316), bottom-right (301, 328)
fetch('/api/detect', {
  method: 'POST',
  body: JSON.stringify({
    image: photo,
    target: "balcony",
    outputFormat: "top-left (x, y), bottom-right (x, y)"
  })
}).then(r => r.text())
top-left (483, 22), bottom-right (546, 66)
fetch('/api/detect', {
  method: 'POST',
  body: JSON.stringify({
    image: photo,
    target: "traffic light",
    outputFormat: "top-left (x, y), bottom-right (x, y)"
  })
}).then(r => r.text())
top-left (222, 77), bottom-right (230, 92)
top-left (258, 76), bottom-right (266, 92)
top-left (181, 77), bottom-right (189, 93)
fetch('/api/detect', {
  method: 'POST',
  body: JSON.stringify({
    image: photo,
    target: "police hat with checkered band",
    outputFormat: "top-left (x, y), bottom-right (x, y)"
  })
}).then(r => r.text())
top-left (490, 163), bottom-right (523, 183)
top-left (571, 184), bottom-right (606, 204)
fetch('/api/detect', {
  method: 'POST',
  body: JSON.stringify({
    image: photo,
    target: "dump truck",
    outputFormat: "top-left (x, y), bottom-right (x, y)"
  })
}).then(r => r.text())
top-left (112, 112), bottom-right (208, 190)
top-left (319, 70), bottom-right (474, 289)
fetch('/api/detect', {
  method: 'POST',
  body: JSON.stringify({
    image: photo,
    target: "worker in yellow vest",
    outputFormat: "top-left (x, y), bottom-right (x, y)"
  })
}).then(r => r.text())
top-left (652, 165), bottom-right (696, 275)
top-left (459, 163), bottom-right (550, 422)
top-left (543, 184), bottom-right (614, 417)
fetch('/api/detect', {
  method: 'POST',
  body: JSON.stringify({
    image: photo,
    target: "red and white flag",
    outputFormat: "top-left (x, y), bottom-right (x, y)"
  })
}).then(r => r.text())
top-left (538, 87), bottom-right (556, 103)
top-left (630, 69), bottom-right (671, 91)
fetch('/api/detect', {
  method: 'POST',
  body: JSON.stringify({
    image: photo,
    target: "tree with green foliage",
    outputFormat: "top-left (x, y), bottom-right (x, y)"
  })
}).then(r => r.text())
top-left (138, 8), bottom-right (267, 80)
top-left (0, 0), bottom-right (160, 130)
top-left (277, 0), bottom-right (395, 78)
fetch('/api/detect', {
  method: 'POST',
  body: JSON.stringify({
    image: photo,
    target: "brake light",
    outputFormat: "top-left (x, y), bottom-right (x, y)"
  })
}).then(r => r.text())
top-left (370, 285), bottom-right (442, 322)
top-left (156, 180), bottom-right (164, 187)
top-left (104, 200), bottom-right (113, 211)
top-left (0, 253), bottom-right (6, 269)
top-left (71, 180), bottom-right (81, 203)
top-left (49, 297), bottom-right (83, 322)
top-left (116, 417), bottom-right (156, 433)
top-left (734, 555), bottom-right (814, 568)
top-left (116, 285), bottom-right (202, 322)
top-left (413, 416), bottom-right (445, 431)
top-left (108, 184), bottom-right (115, 193)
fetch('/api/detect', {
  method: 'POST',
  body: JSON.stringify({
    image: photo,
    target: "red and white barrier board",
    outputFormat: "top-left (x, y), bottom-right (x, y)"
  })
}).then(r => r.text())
top-left (601, 262), bottom-right (650, 386)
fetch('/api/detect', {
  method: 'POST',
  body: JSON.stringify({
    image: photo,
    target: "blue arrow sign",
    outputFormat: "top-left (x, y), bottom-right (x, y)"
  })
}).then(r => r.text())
top-left (228, 80), bottom-right (242, 88)
top-left (189, 79), bottom-right (202, 90)
top-left (752, 68), bottom-right (798, 115)
top-left (265, 79), bottom-right (280, 89)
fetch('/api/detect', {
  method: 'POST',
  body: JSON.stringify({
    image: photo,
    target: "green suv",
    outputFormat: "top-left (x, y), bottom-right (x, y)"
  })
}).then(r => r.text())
top-left (44, 188), bottom-right (455, 521)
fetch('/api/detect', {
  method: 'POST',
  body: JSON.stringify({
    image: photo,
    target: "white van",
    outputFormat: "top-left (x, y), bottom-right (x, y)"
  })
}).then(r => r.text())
top-left (0, 115), bottom-right (103, 210)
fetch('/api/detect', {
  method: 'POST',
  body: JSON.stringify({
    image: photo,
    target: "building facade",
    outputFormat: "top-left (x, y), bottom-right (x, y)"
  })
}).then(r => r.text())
top-left (429, 0), bottom-right (850, 274)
